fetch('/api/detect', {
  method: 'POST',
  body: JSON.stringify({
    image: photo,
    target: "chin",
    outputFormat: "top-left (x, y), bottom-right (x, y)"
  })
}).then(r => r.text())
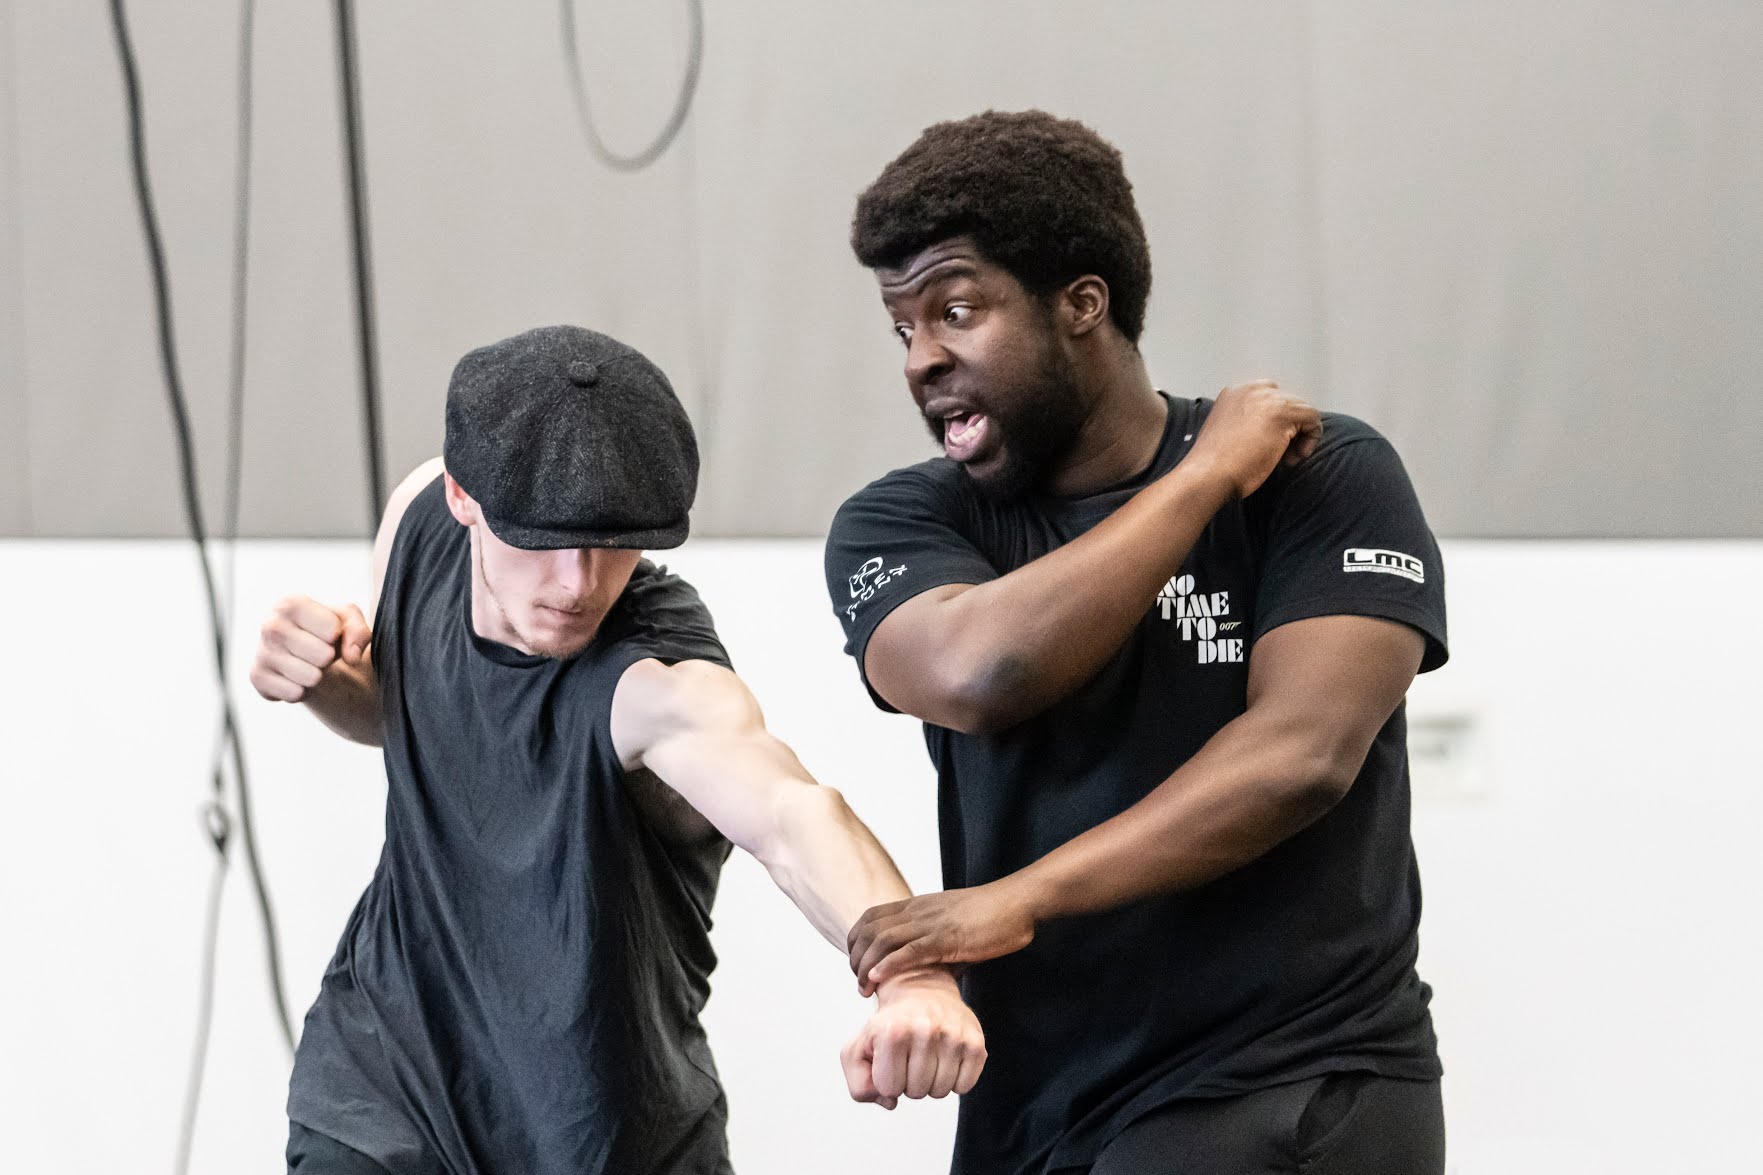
top-left (961, 452), bottom-right (1043, 502)
top-left (528, 636), bottom-right (595, 661)
top-left (519, 618), bottom-right (601, 661)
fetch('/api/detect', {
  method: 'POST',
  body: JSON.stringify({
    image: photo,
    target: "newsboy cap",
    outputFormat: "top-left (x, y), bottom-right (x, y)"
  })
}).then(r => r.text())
top-left (443, 325), bottom-right (698, 550)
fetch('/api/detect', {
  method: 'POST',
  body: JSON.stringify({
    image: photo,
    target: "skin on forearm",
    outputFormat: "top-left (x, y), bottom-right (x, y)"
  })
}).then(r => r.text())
top-left (869, 461), bottom-right (1234, 731)
top-left (622, 661), bottom-right (922, 951)
top-left (302, 653), bottom-right (384, 747)
top-left (1012, 708), bottom-right (1346, 922)
top-left (698, 734), bottom-right (967, 1006)
top-left (1014, 616), bottom-right (1423, 921)
top-left (744, 746), bottom-right (919, 951)
top-left (847, 616), bottom-right (1422, 989)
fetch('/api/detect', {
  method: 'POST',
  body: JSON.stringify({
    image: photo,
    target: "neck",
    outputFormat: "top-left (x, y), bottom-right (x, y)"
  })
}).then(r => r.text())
top-left (467, 526), bottom-right (528, 652)
top-left (1046, 341), bottom-right (1166, 496)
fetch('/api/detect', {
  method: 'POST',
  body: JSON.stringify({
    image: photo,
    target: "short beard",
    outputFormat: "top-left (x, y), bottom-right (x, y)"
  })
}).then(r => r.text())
top-left (474, 539), bottom-right (597, 661)
top-left (943, 333), bottom-right (1086, 502)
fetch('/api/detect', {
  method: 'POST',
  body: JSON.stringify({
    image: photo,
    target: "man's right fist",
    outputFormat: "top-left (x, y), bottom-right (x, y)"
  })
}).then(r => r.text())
top-left (1186, 379), bottom-right (1324, 501)
top-left (249, 597), bottom-right (372, 702)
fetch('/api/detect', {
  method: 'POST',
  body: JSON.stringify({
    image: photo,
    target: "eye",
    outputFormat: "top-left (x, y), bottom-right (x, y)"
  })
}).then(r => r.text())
top-left (943, 304), bottom-right (972, 325)
top-left (893, 323), bottom-right (913, 344)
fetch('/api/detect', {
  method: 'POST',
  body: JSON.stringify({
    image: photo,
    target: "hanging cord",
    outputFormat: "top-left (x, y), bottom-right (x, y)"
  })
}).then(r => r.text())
top-left (332, 0), bottom-right (385, 524)
top-left (175, 800), bottom-right (235, 1174)
top-left (172, 0), bottom-right (264, 1169)
top-left (106, 0), bottom-right (295, 1073)
top-left (559, 0), bottom-right (703, 172)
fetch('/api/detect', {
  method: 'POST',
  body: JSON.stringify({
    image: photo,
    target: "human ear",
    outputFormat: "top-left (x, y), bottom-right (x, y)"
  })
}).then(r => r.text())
top-left (442, 471), bottom-right (479, 527)
top-left (1060, 275), bottom-right (1111, 338)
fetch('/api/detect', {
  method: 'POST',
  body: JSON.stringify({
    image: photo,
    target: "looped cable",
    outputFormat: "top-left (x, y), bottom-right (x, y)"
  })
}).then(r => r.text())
top-left (560, 0), bottom-right (703, 172)
top-left (201, 797), bottom-right (234, 855)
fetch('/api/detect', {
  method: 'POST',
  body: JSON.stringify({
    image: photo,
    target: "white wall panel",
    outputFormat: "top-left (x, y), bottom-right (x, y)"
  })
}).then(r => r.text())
top-left (2, 538), bottom-right (1759, 1172)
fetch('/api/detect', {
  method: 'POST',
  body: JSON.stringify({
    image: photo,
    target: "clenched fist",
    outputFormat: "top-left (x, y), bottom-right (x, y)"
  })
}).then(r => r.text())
top-left (1186, 379), bottom-right (1323, 501)
top-left (249, 596), bottom-right (371, 703)
top-left (840, 969), bottom-right (987, 1109)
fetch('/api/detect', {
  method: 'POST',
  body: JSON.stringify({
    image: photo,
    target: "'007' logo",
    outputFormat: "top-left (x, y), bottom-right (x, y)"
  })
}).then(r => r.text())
top-left (1152, 574), bottom-right (1243, 664)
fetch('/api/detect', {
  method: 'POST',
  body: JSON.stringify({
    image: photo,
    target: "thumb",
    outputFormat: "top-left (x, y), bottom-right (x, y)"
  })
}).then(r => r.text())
top-left (868, 940), bottom-right (930, 991)
top-left (840, 1035), bottom-right (890, 1109)
top-left (339, 603), bottom-right (372, 662)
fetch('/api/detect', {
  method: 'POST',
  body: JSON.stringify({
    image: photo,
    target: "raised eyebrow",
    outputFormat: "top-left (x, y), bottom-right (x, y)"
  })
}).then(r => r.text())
top-left (881, 261), bottom-right (982, 313)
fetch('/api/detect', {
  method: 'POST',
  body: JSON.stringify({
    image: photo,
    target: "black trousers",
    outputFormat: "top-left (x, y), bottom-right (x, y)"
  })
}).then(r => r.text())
top-left (1086, 1073), bottom-right (1445, 1175)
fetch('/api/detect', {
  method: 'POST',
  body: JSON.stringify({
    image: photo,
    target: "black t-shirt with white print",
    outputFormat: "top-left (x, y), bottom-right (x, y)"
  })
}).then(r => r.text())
top-left (824, 396), bottom-right (1447, 1175)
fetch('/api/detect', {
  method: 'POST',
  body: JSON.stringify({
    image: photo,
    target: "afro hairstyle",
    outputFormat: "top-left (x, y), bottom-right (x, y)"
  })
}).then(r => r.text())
top-left (850, 109), bottom-right (1152, 344)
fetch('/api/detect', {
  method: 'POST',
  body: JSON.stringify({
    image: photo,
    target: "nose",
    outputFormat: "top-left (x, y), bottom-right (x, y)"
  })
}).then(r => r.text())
top-left (904, 330), bottom-right (952, 395)
top-left (550, 547), bottom-right (596, 598)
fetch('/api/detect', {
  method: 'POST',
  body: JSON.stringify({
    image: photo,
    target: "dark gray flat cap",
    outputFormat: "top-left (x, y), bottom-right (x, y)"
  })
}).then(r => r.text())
top-left (443, 325), bottom-right (698, 550)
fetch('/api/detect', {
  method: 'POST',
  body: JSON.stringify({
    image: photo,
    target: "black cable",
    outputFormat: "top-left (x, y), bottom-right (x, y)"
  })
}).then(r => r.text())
top-left (333, 0), bottom-right (385, 527)
top-left (106, 0), bottom-right (295, 1059)
top-left (175, 803), bottom-right (233, 1175)
top-left (222, 0), bottom-right (255, 563)
top-left (176, 0), bottom-right (261, 1168)
top-left (560, 0), bottom-right (704, 172)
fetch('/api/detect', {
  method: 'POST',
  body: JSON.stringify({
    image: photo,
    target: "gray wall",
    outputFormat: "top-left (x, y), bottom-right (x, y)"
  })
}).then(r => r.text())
top-left (4, 0), bottom-right (1760, 539)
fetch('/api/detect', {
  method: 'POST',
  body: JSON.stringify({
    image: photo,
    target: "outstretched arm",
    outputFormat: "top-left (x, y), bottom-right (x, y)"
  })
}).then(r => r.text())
top-left (847, 614), bottom-right (1425, 990)
top-left (247, 457), bottom-right (443, 746)
top-left (611, 658), bottom-right (986, 1106)
top-left (863, 382), bottom-right (1320, 733)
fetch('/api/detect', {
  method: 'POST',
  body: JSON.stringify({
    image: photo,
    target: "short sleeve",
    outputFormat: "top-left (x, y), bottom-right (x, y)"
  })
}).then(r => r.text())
top-left (1253, 423), bottom-right (1448, 672)
top-left (824, 466), bottom-right (1001, 709)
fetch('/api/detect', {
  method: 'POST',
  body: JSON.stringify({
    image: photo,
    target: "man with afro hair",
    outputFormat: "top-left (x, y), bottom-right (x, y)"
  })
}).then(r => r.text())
top-left (826, 110), bottom-right (1450, 1174)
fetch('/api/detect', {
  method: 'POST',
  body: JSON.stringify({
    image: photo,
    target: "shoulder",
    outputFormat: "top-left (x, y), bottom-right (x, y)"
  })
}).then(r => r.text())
top-left (609, 656), bottom-right (755, 766)
top-left (833, 458), bottom-right (968, 524)
top-left (605, 561), bottom-right (731, 670)
top-left (371, 458), bottom-right (447, 613)
top-left (616, 657), bottom-right (746, 722)
top-left (1313, 411), bottom-right (1393, 456)
top-left (386, 458), bottom-right (447, 529)
top-left (1253, 413), bottom-right (1411, 503)
top-left (379, 459), bottom-right (450, 554)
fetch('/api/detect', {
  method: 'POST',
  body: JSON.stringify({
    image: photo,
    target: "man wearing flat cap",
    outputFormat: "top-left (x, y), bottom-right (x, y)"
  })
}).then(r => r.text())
top-left (251, 325), bottom-right (984, 1175)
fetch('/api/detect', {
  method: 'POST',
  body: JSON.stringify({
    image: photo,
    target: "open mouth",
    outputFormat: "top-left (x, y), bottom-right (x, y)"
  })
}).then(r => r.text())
top-left (941, 410), bottom-right (991, 462)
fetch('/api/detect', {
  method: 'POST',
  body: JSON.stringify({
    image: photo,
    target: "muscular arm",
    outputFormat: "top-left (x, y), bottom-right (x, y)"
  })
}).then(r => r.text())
top-left (249, 457), bottom-right (443, 746)
top-left (612, 658), bottom-right (986, 1104)
top-left (865, 383), bottom-right (1319, 732)
top-left (612, 658), bottom-right (921, 948)
top-left (849, 615), bottom-right (1426, 987)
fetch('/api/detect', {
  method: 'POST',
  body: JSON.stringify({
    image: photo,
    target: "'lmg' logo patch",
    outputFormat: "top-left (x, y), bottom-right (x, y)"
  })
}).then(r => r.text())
top-left (1343, 548), bottom-right (1424, 583)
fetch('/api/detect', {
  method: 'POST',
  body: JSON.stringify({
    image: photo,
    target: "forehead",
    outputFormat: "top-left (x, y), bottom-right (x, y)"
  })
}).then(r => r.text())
top-left (875, 237), bottom-right (1010, 302)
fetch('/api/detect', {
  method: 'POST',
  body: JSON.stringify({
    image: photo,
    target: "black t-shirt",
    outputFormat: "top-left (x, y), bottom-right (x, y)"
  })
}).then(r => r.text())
top-left (824, 397), bottom-right (1448, 1175)
top-left (289, 478), bottom-right (735, 1175)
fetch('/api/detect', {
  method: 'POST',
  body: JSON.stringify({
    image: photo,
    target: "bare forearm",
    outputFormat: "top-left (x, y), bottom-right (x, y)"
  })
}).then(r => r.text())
top-left (302, 659), bottom-right (384, 747)
top-left (922, 462), bottom-right (1230, 727)
top-left (1014, 712), bottom-right (1348, 922)
top-left (763, 784), bottom-right (915, 950)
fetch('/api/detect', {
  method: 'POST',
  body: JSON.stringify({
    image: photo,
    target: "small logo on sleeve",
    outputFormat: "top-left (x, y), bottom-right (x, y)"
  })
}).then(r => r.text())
top-left (845, 556), bottom-right (908, 621)
top-left (1343, 548), bottom-right (1425, 583)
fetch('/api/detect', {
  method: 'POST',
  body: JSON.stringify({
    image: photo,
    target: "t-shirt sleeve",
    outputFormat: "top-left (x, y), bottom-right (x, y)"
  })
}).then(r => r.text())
top-left (824, 467), bottom-right (1001, 710)
top-left (1253, 427), bottom-right (1449, 672)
